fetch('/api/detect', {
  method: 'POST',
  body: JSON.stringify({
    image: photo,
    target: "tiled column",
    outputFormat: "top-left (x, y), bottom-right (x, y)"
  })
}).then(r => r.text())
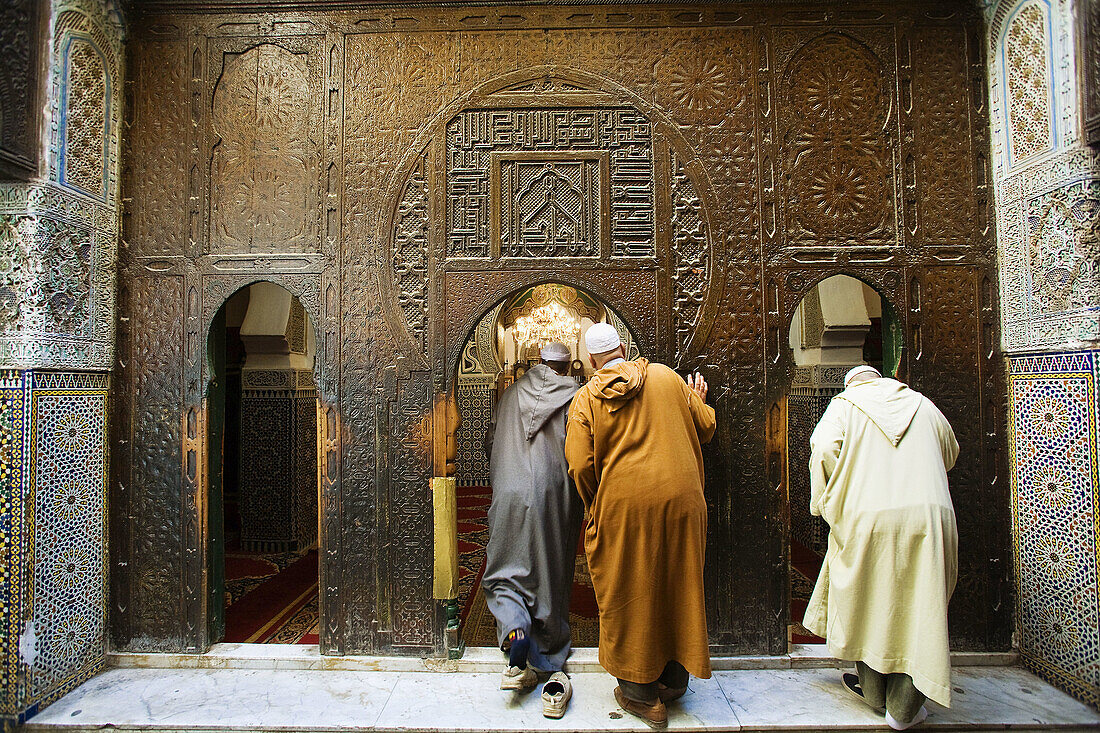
top-left (1008, 351), bottom-right (1100, 704)
top-left (986, 0), bottom-right (1100, 707)
top-left (0, 0), bottom-right (124, 728)
top-left (0, 371), bottom-right (109, 728)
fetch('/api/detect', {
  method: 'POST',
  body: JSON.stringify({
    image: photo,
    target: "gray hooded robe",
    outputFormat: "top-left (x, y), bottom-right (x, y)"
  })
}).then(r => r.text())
top-left (482, 363), bottom-right (582, 671)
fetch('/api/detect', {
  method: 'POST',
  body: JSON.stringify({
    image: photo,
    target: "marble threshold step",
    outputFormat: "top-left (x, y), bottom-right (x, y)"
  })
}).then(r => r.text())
top-left (23, 665), bottom-right (1100, 732)
top-left (109, 643), bottom-right (1019, 673)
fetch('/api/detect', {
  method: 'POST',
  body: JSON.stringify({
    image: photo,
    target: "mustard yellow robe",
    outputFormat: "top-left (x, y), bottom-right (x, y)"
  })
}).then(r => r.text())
top-left (565, 358), bottom-right (716, 683)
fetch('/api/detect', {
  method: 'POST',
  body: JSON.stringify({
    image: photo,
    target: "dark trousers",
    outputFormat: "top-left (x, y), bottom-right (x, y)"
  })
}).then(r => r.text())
top-left (857, 661), bottom-right (926, 723)
top-left (617, 661), bottom-right (689, 703)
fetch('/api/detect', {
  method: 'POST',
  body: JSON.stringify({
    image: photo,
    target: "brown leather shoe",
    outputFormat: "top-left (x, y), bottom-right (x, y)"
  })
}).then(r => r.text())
top-left (614, 686), bottom-right (668, 729)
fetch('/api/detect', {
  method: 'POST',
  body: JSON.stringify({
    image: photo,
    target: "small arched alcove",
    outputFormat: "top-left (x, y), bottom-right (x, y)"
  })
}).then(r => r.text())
top-left (206, 281), bottom-right (321, 645)
top-left (773, 274), bottom-right (904, 645)
top-left (447, 281), bottom-right (641, 650)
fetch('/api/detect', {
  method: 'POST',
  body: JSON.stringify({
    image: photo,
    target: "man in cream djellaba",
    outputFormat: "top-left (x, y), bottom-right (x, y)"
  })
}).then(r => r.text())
top-left (805, 365), bottom-right (960, 731)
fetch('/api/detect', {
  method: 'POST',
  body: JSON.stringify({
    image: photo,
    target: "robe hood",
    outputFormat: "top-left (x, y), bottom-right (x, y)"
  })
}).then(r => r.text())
top-left (588, 358), bottom-right (649, 413)
top-left (836, 377), bottom-right (924, 447)
top-left (515, 363), bottom-right (580, 441)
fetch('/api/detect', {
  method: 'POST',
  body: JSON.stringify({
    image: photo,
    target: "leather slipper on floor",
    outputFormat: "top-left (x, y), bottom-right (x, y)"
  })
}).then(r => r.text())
top-left (842, 672), bottom-right (885, 712)
top-left (657, 682), bottom-right (687, 704)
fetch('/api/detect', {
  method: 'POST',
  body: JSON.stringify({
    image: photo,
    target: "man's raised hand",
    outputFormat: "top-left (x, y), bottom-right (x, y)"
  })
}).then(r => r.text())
top-left (687, 371), bottom-right (708, 403)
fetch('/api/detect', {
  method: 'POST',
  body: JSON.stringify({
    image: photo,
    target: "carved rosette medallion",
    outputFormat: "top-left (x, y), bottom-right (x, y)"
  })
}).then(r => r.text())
top-left (780, 33), bottom-right (894, 246)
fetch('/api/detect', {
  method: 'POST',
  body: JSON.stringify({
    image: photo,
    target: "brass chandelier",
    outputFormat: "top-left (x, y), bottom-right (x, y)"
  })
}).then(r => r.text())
top-left (513, 301), bottom-right (581, 348)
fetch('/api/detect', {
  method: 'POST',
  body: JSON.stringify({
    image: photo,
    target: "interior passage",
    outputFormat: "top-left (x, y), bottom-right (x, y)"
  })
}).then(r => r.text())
top-left (213, 283), bottom-right (321, 645)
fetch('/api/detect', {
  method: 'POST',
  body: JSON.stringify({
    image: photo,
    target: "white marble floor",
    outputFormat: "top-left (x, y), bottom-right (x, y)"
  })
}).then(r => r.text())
top-left (23, 665), bottom-right (1100, 732)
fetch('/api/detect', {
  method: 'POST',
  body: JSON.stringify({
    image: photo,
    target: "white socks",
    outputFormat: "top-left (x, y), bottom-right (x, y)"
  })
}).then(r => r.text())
top-left (886, 705), bottom-right (928, 730)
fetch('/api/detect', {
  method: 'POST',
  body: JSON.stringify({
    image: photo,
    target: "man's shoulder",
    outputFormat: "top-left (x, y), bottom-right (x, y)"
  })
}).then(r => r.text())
top-left (568, 380), bottom-right (599, 413)
top-left (642, 361), bottom-right (679, 381)
top-left (644, 362), bottom-right (691, 393)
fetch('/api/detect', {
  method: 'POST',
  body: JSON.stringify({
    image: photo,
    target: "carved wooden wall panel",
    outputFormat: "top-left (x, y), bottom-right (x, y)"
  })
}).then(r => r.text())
top-left (1083, 0), bottom-right (1100, 146)
top-left (112, 275), bottom-right (186, 649)
top-left (209, 41), bottom-right (320, 253)
top-left (911, 24), bottom-right (979, 251)
top-left (778, 32), bottom-right (894, 248)
top-left (0, 0), bottom-right (42, 177)
top-left (117, 2), bottom-right (1007, 657)
top-left (126, 33), bottom-right (190, 258)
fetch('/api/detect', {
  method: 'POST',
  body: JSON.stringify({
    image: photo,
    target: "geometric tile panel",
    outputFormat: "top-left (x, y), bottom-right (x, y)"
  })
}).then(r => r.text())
top-left (787, 391), bottom-right (832, 556)
top-left (29, 375), bottom-right (107, 707)
top-left (454, 378), bottom-right (494, 488)
top-left (0, 370), bottom-right (108, 729)
top-left (1008, 349), bottom-right (1100, 706)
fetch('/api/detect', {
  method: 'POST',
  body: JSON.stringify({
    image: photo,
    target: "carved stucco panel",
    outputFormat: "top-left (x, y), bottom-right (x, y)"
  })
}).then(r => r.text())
top-left (1026, 180), bottom-right (1100, 319)
top-left (61, 38), bottom-right (109, 199)
top-left (0, 184), bottom-right (115, 370)
top-left (1003, 1), bottom-right (1056, 164)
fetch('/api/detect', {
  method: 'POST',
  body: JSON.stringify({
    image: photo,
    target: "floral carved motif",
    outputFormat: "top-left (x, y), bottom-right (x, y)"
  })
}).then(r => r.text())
top-left (667, 56), bottom-right (730, 115)
top-left (1027, 180), bottom-right (1100, 315)
top-left (780, 33), bottom-right (893, 245)
top-left (211, 44), bottom-right (314, 253)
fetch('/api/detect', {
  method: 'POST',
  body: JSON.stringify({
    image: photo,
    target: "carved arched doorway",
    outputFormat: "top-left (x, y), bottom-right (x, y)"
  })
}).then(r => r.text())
top-left (447, 281), bottom-right (643, 650)
top-left (205, 281), bottom-right (322, 645)
top-left (373, 68), bottom-right (727, 652)
top-left (767, 274), bottom-right (904, 645)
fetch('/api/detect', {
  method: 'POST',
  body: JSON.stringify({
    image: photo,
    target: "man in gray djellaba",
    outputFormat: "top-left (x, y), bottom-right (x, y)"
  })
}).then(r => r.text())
top-left (483, 341), bottom-right (581, 719)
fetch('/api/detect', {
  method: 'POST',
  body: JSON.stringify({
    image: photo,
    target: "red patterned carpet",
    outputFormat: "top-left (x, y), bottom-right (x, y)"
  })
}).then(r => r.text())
top-left (790, 540), bottom-right (825, 644)
top-left (224, 546), bottom-right (319, 644)
top-left (459, 485), bottom-right (825, 647)
top-left (219, 492), bottom-right (821, 647)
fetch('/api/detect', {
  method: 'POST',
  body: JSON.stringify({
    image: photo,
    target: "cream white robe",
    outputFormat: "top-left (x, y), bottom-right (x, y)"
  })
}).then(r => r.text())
top-left (803, 378), bottom-right (959, 707)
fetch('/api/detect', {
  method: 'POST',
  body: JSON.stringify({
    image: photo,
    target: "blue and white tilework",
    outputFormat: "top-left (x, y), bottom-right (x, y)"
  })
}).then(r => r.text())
top-left (1009, 350), bottom-right (1100, 705)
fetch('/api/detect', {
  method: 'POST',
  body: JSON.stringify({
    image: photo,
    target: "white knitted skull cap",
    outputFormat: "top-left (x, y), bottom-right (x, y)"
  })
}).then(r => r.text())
top-left (584, 322), bottom-right (622, 354)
